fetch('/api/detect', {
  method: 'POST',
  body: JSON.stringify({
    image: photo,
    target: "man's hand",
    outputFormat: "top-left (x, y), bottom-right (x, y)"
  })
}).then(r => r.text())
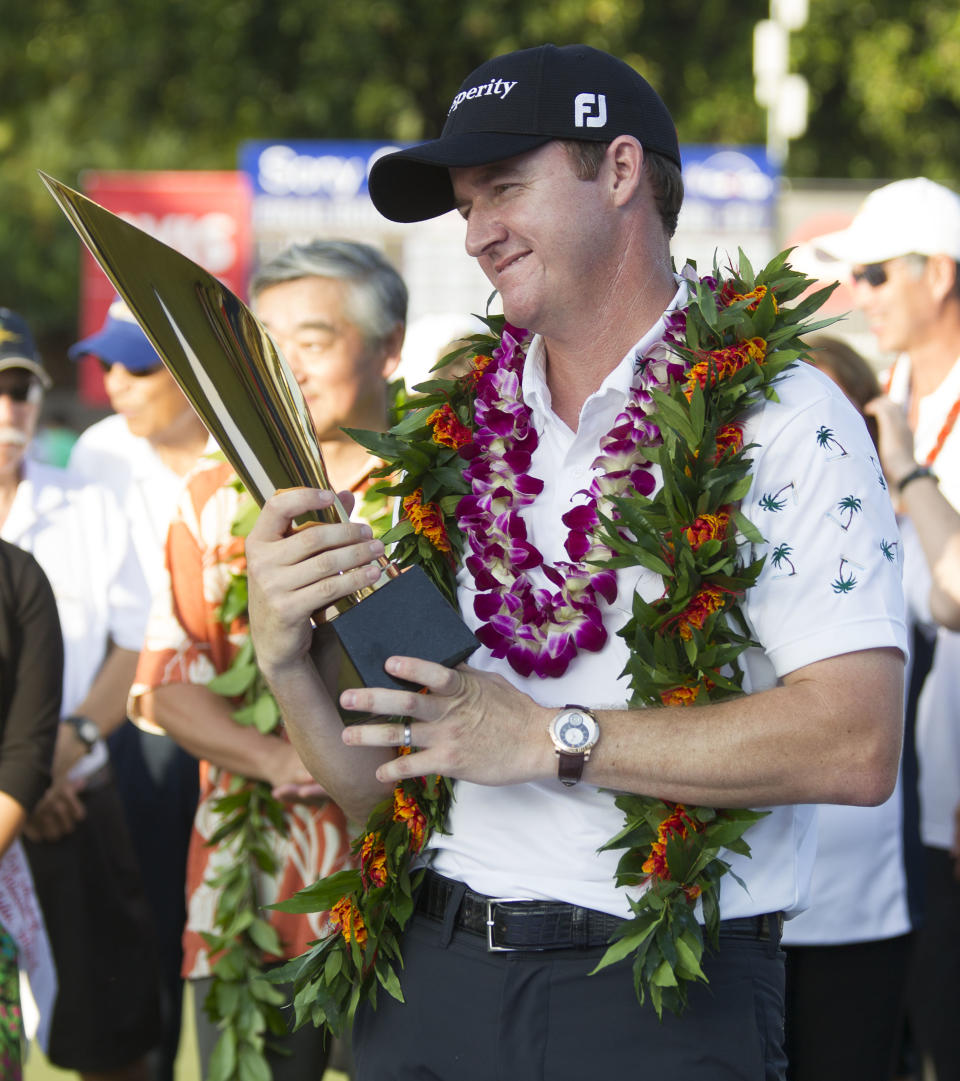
top-left (23, 776), bottom-right (86, 842)
top-left (246, 487), bottom-right (385, 677)
top-left (22, 724), bottom-right (94, 843)
top-left (863, 395), bottom-right (918, 486)
top-left (341, 656), bottom-right (552, 787)
top-left (263, 739), bottom-right (328, 804)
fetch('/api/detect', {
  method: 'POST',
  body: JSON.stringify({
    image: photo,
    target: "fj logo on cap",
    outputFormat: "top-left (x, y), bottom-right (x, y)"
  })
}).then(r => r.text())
top-left (574, 93), bottom-right (607, 129)
top-left (448, 78), bottom-right (518, 115)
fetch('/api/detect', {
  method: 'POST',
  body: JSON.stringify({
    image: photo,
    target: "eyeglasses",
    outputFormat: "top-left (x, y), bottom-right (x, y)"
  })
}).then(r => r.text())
top-left (851, 263), bottom-right (888, 288)
top-left (0, 374), bottom-right (44, 405)
top-left (99, 358), bottom-right (164, 378)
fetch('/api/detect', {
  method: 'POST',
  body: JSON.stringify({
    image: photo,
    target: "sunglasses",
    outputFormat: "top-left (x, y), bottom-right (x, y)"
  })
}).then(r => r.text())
top-left (0, 374), bottom-right (44, 405)
top-left (98, 358), bottom-right (164, 378)
top-left (851, 263), bottom-right (888, 288)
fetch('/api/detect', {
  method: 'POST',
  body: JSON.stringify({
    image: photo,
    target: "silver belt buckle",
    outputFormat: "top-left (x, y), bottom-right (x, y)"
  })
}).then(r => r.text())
top-left (485, 897), bottom-right (530, 952)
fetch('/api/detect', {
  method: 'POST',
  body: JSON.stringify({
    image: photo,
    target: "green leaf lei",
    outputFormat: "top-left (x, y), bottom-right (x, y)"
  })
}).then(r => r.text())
top-left (275, 250), bottom-right (837, 1029)
top-left (201, 479), bottom-right (288, 1081)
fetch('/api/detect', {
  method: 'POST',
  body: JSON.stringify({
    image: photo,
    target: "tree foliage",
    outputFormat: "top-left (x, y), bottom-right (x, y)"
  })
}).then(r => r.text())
top-left (1, 0), bottom-right (955, 336)
top-left (793, 0), bottom-right (960, 180)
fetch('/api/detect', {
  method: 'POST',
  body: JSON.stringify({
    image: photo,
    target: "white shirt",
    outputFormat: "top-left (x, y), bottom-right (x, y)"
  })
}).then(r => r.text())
top-left (1, 461), bottom-right (147, 779)
top-left (430, 295), bottom-right (908, 922)
top-left (888, 355), bottom-right (960, 852)
top-left (69, 414), bottom-right (191, 603)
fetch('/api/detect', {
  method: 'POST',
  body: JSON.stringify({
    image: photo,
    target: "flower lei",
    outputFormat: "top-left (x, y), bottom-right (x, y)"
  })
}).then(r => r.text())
top-left (275, 251), bottom-right (836, 1026)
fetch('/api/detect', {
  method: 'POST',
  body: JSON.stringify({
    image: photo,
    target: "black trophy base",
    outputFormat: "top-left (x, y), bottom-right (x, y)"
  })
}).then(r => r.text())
top-left (331, 564), bottom-right (478, 692)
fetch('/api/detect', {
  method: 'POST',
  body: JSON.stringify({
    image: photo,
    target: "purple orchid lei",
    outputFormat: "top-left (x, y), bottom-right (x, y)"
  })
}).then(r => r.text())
top-left (456, 318), bottom-right (689, 679)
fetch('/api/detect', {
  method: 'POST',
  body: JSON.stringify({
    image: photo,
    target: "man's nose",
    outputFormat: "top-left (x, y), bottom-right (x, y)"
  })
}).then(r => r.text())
top-left (103, 362), bottom-right (133, 391)
top-left (464, 205), bottom-right (506, 259)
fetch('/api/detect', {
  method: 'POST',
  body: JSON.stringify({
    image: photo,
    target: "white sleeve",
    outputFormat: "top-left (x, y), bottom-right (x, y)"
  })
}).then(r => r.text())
top-left (740, 366), bottom-right (909, 678)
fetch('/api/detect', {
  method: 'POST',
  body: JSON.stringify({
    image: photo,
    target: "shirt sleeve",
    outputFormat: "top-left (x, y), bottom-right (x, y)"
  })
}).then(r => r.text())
top-left (740, 365), bottom-right (909, 679)
top-left (0, 544), bottom-right (64, 811)
top-left (129, 460), bottom-right (243, 722)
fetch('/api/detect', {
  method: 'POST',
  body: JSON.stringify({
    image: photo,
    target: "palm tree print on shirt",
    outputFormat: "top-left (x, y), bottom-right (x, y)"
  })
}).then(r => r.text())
top-left (758, 482), bottom-right (796, 512)
top-left (816, 425), bottom-right (848, 461)
top-left (837, 495), bottom-right (862, 530)
top-left (831, 557), bottom-right (858, 593)
top-left (869, 456), bottom-right (888, 491)
top-left (826, 493), bottom-right (864, 532)
top-left (880, 538), bottom-right (898, 563)
top-left (770, 542), bottom-right (797, 578)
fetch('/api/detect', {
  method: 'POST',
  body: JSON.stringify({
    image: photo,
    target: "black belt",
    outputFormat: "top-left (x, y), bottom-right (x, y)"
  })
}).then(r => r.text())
top-left (417, 870), bottom-right (783, 953)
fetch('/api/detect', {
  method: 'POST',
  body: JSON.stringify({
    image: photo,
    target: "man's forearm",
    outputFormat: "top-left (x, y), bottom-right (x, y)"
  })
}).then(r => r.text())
top-left (584, 649), bottom-right (903, 808)
top-left (75, 646), bottom-right (140, 737)
top-left (897, 476), bottom-right (960, 628)
top-left (137, 682), bottom-right (291, 783)
top-left (261, 650), bottom-right (393, 823)
top-left (342, 647), bottom-right (905, 807)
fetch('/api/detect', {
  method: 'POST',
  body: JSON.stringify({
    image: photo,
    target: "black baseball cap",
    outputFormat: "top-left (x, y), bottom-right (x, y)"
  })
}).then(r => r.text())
top-left (368, 43), bottom-right (680, 223)
top-left (0, 308), bottom-right (52, 389)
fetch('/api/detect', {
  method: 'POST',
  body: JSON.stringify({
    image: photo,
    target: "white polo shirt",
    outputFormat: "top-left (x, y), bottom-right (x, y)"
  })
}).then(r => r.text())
top-left (69, 413), bottom-right (195, 603)
top-left (429, 301), bottom-right (908, 921)
top-left (1, 460), bottom-right (147, 717)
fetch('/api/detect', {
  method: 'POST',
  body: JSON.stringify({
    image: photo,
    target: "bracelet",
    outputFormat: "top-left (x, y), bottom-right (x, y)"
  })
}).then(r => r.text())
top-left (897, 465), bottom-right (935, 492)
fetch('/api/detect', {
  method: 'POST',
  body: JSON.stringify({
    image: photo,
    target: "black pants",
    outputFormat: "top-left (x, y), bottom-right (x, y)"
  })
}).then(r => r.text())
top-left (354, 908), bottom-right (786, 1081)
top-left (908, 846), bottom-right (960, 1081)
top-left (23, 778), bottom-right (162, 1072)
top-left (108, 722), bottom-right (198, 1081)
top-left (783, 933), bottom-right (913, 1081)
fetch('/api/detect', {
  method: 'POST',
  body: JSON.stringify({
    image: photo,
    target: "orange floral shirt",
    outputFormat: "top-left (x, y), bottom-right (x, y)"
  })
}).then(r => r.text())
top-left (130, 456), bottom-right (381, 978)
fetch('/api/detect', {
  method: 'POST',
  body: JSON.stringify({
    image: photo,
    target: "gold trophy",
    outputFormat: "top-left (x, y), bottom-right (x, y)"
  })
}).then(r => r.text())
top-left (41, 173), bottom-right (477, 696)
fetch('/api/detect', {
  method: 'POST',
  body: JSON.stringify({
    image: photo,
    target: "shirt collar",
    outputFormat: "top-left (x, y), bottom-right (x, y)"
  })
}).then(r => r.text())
top-left (521, 275), bottom-right (689, 422)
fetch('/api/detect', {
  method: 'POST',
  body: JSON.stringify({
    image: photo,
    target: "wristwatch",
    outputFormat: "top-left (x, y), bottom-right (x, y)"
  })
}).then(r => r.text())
top-left (548, 704), bottom-right (600, 787)
top-left (63, 714), bottom-right (100, 751)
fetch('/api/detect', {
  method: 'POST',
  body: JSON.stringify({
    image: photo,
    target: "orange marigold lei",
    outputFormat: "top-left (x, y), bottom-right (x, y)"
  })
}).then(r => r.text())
top-left (402, 488), bottom-right (452, 553)
top-left (329, 896), bottom-right (367, 947)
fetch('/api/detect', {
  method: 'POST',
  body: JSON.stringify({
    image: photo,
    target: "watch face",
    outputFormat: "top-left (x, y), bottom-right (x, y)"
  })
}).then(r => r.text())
top-left (553, 708), bottom-right (599, 752)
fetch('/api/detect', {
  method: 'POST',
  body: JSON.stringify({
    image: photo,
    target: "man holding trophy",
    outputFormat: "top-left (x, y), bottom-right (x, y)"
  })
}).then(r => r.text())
top-left (241, 45), bottom-right (908, 1078)
top-left (40, 42), bottom-right (908, 1081)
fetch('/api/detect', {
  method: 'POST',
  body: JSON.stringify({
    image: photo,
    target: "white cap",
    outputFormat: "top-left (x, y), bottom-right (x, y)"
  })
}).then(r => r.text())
top-left (809, 178), bottom-right (960, 267)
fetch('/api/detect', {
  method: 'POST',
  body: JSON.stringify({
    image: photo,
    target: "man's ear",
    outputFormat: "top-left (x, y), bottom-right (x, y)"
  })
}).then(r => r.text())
top-left (606, 136), bottom-right (644, 207)
top-left (927, 253), bottom-right (959, 305)
top-left (380, 322), bottom-right (405, 380)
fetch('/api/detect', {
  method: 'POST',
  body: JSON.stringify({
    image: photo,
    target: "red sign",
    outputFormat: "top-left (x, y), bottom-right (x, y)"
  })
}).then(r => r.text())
top-left (78, 170), bottom-right (253, 403)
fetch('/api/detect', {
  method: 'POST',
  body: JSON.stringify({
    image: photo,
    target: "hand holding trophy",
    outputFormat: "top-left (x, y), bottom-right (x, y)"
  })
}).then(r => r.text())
top-left (40, 174), bottom-right (477, 705)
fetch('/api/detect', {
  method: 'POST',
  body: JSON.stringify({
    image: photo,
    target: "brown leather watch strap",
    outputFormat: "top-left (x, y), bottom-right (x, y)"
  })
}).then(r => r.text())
top-left (557, 750), bottom-right (584, 787)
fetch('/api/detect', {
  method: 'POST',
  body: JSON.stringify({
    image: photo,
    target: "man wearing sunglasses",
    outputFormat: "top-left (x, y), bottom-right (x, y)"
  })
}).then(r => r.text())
top-left (0, 307), bottom-right (161, 1080)
top-left (811, 177), bottom-right (960, 1081)
top-left (67, 297), bottom-right (210, 1081)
